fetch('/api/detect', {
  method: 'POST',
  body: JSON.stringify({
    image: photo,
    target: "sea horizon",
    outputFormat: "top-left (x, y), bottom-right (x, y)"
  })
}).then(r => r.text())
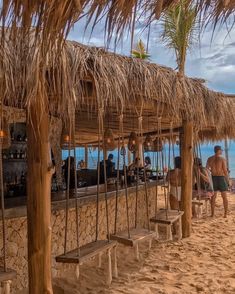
top-left (62, 140), bottom-right (235, 177)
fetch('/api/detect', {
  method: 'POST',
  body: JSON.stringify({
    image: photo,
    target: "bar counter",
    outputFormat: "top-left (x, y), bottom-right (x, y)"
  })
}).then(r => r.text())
top-left (4, 180), bottom-right (159, 219)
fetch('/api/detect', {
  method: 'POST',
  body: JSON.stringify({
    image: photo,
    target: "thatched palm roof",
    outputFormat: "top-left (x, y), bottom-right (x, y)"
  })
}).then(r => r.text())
top-left (1, 36), bottom-right (235, 143)
top-left (0, 0), bottom-right (234, 49)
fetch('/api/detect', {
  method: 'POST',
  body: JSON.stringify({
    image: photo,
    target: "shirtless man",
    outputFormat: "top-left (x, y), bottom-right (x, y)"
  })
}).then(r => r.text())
top-left (206, 146), bottom-right (229, 218)
top-left (167, 156), bottom-right (181, 210)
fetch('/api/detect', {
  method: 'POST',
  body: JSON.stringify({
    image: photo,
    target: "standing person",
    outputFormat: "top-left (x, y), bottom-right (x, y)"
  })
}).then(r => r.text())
top-left (206, 146), bottom-right (229, 218)
top-left (167, 156), bottom-right (181, 210)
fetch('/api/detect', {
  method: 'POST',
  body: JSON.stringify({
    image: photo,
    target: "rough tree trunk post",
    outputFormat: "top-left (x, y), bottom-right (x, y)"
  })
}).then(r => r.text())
top-left (27, 98), bottom-right (53, 293)
top-left (181, 120), bottom-right (193, 238)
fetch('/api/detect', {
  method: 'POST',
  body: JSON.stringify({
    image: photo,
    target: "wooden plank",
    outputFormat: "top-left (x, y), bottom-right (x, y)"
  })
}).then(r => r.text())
top-left (110, 228), bottom-right (156, 247)
top-left (192, 200), bottom-right (204, 206)
top-left (150, 210), bottom-right (184, 225)
top-left (181, 120), bottom-right (193, 238)
top-left (0, 268), bottom-right (16, 282)
top-left (56, 240), bottom-right (117, 264)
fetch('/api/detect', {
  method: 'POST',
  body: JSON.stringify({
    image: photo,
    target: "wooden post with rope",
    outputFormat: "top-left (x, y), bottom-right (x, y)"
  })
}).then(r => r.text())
top-left (181, 120), bottom-right (193, 238)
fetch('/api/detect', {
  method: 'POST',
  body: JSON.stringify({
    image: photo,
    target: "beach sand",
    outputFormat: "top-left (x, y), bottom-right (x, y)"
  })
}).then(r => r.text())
top-left (51, 193), bottom-right (235, 294)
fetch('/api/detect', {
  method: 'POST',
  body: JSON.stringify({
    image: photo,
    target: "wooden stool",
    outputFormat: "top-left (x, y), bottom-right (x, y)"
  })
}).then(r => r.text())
top-left (150, 210), bottom-right (184, 241)
top-left (56, 240), bottom-right (118, 285)
top-left (110, 228), bottom-right (156, 261)
top-left (0, 268), bottom-right (16, 294)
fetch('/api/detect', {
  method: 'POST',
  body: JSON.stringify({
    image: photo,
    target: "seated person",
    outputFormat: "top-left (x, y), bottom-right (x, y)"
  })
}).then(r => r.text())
top-left (193, 157), bottom-right (214, 198)
top-left (167, 156), bottom-right (181, 210)
top-left (100, 153), bottom-right (115, 183)
top-left (128, 157), bottom-right (140, 172)
top-left (77, 159), bottom-right (85, 170)
top-left (192, 158), bottom-right (214, 218)
top-left (144, 156), bottom-right (152, 170)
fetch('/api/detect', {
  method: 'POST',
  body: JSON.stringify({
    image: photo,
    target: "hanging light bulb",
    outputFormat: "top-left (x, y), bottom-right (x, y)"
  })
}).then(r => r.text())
top-left (143, 134), bottom-right (153, 151)
top-left (128, 131), bottom-right (139, 153)
top-left (0, 117), bottom-right (11, 149)
top-left (103, 128), bottom-right (116, 151)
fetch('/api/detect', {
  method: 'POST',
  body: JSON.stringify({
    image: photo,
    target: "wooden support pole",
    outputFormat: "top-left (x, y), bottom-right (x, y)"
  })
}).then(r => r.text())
top-left (84, 145), bottom-right (88, 168)
top-left (27, 98), bottom-right (53, 293)
top-left (181, 120), bottom-right (193, 238)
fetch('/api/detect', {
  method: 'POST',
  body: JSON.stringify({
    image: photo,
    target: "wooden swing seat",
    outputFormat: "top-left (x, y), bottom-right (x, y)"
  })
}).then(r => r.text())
top-left (0, 268), bottom-right (16, 282)
top-left (56, 240), bottom-right (118, 285)
top-left (56, 240), bottom-right (117, 264)
top-left (150, 210), bottom-right (184, 241)
top-left (150, 209), bottom-right (184, 225)
top-left (110, 228), bottom-right (155, 261)
top-left (0, 268), bottom-right (16, 294)
top-left (110, 228), bottom-right (155, 247)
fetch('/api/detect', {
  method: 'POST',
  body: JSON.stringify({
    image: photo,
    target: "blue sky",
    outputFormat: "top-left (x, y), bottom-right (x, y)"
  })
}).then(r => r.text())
top-left (68, 16), bottom-right (235, 95)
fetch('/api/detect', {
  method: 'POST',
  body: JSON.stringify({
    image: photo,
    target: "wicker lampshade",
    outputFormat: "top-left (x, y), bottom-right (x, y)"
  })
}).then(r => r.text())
top-left (128, 132), bottom-right (139, 153)
top-left (60, 125), bottom-right (75, 150)
top-left (143, 134), bottom-right (153, 152)
top-left (0, 117), bottom-right (11, 149)
top-left (103, 128), bottom-right (116, 151)
top-left (153, 137), bottom-right (163, 152)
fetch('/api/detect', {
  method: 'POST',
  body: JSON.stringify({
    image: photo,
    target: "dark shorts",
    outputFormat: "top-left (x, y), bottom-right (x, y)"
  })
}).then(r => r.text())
top-left (212, 176), bottom-right (228, 192)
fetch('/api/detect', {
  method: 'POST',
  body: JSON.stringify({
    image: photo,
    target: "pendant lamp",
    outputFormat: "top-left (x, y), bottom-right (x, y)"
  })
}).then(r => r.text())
top-left (60, 124), bottom-right (75, 150)
top-left (143, 134), bottom-right (153, 152)
top-left (153, 137), bottom-right (163, 152)
top-left (103, 128), bottom-right (116, 151)
top-left (128, 131), bottom-right (139, 153)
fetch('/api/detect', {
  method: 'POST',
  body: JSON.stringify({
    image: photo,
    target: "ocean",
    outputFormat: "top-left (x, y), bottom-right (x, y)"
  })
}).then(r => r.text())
top-left (62, 140), bottom-right (235, 177)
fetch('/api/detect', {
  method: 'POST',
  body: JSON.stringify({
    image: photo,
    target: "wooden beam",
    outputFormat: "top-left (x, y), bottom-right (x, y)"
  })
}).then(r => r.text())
top-left (181, 120), bottom-right (193, 238)
top-left (27, 98), bottom-right (53, 293)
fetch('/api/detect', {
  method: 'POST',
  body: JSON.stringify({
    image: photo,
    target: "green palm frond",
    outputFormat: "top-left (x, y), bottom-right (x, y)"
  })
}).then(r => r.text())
top-left (161, 0), bottom-right (199, 74)
top-left (131, 39), bottom-right (150, 60)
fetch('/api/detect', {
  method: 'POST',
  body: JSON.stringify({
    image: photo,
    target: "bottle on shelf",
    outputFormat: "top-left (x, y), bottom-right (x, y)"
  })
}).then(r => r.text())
top-left (10, 126), bottom-right (14, 141)
top-left (20, 171), bottom-right (26, 185)
top-left (20, 150), bottom-right (24, 159)
top-left (16, 150), bottom-right (20, 159)
top-left (2, 151), bottom-right (7, 160)
top-left (10, 150), bottom-right (14, 159)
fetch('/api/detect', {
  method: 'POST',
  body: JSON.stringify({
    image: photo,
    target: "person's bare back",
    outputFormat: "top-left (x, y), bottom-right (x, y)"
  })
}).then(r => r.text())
top-left (206, 155), bottom-right (227, 177)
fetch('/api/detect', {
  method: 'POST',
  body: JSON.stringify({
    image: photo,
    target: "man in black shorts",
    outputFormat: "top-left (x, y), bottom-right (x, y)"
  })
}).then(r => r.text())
top-left (206, 146), bottom-right (229, 218)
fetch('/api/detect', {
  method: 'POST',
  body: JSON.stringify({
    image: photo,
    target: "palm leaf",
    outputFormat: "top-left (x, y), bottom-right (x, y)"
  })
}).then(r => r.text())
top-left (131, 39), bottom-right (150, 60)
top-left (160, 0), bottom-right (199, 74)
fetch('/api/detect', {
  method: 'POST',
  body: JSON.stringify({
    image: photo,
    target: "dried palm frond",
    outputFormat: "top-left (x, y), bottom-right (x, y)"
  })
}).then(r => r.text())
top-left (1, 32), bottom-right (235, 141)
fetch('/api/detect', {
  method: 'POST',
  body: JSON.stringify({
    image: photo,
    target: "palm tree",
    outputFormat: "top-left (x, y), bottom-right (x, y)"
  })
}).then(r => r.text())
top-left (161, 0), bottom-right (199, 75)
top-left (131, 39), bottom-right (150, 60)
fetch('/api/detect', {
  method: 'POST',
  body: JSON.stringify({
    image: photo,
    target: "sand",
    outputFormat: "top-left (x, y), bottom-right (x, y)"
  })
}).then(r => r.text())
top-left (52, 193), bottom-right (235, 294)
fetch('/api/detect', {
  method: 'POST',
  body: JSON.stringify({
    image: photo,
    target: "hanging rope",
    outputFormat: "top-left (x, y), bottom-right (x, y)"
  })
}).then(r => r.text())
top-left (73, 123), bottom-right (80, 256)
top-left (64, 120), bottom-right (72, 255)
top-left (155, 117), bottom-right (162, 217)
top-left (100, 108), bottom-right (111, 241)
top-left (0, 122), bottom-right (7, 271)
top-left (119, 113), bottom-right (131, 238)
top-left (95, 108), bottom-right (103, 241)
top-left (114, 114), bottom-right (123, 234)
top-left (138, 115), bottom-right (150, 231)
